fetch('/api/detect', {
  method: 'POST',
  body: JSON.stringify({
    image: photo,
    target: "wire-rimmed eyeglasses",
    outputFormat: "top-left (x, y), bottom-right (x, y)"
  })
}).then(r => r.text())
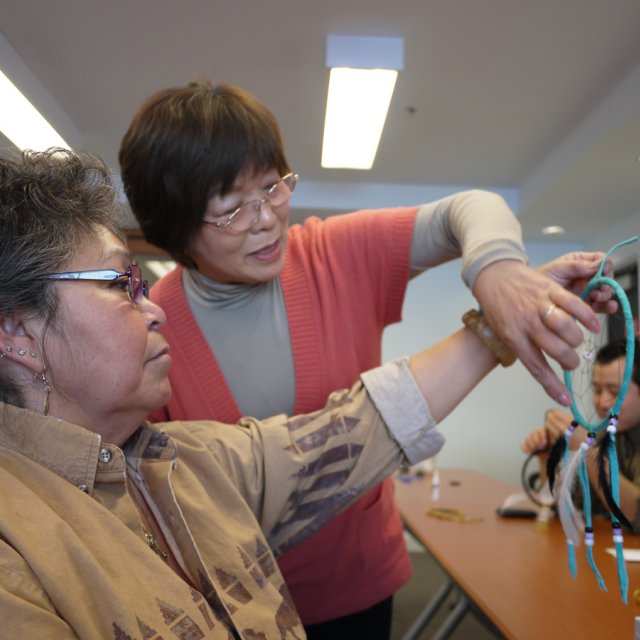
top-left (203, 173), bottom-right (299, 233)
top-left (46, 264), bottom-right (149, 303)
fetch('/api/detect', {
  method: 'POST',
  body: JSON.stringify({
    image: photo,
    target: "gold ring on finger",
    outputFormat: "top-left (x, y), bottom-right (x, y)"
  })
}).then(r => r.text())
top-left (543, 303), bottom-right (557, 321)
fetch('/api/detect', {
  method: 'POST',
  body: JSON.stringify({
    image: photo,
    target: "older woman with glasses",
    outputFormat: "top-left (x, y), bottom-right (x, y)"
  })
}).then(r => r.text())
top-left (0, 148), bottom-right (614, 638)
top-left (118, 79), bottom-right (614, 638)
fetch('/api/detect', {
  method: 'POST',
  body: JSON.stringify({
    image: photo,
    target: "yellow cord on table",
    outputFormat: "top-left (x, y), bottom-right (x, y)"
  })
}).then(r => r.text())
top-left (426, 507), bottom-right (483, 524)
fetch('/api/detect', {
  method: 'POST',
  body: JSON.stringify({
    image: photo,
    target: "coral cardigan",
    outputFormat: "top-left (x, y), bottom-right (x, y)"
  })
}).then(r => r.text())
top-left (150, 208), bottom-right (417, 623)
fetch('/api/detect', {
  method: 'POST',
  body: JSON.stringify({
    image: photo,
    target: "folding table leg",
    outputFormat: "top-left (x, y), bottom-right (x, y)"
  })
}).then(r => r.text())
top-left (431, 593), bottom-right (470, 640)
top-left (401, 578), bottom-right (455, 640)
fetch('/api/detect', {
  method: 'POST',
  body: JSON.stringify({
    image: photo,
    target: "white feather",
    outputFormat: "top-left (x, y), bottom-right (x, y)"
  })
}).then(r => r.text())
top-left (554, 448), bottom-right (585, 546)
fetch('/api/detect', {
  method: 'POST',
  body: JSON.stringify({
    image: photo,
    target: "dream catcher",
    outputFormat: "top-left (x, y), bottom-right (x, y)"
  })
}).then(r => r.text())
top-left (547, 236), bottom-right (637, 603)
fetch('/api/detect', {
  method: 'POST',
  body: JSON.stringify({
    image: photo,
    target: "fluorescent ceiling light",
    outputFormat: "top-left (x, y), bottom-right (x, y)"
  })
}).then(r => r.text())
top-left (322, 35), bottom-right (403, 170)
top-left (322, 68), bottom-right (398, 170)
top-left (0, 70), bottom-right (70, 151)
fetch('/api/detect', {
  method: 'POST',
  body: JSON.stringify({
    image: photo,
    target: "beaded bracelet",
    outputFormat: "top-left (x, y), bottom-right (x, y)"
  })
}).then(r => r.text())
top-left (462, 309), bottom-right (516, 367)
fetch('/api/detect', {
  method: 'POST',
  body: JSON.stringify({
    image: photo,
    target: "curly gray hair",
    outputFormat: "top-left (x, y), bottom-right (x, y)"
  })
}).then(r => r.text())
top-left (0, 147), bottom-right (126, 405)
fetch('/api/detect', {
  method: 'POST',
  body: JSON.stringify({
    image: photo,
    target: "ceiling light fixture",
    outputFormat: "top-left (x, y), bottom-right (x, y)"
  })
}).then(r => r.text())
top-left (0, 69), bottom-right (70, 151)
top-left (541, 225), bottom-right (566, 236)
top-left (322, 35), bottom-right (403, 170)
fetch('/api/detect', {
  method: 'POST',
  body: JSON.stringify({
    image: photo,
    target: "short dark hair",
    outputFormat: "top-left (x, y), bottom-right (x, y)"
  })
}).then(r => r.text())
top-left (596, 339), bottom-right (640, 387)
top-left (0, 148), bottom-right (125, 406)
top-left (118, 79), bottom-right (291, 268)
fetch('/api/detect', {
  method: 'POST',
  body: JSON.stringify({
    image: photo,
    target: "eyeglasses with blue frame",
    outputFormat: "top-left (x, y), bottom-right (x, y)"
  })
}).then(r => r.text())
top-left (46, 264), bottom-right (149, 303)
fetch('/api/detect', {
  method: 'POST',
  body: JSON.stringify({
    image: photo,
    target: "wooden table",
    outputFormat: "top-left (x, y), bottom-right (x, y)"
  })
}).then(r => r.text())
top-left (394, 468), bottom-right (640, 640)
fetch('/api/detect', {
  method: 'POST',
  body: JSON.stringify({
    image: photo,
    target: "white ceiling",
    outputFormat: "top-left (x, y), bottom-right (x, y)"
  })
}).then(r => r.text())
top-left (1, 0), bottom-right (640, 243)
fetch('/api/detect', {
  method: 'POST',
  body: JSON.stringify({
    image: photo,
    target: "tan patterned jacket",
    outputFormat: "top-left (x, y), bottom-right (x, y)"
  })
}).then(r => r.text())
top-left (0, 358), bottom-right (444, 639)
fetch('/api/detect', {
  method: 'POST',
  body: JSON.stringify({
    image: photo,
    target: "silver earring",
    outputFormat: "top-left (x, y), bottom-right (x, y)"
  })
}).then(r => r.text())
top-left (5, 345), bottom-right (12, 352)
top-left (30, 352), bottom-right (37, 358)
top-left (17, 348), bottom-right (26, 356)
top-left (41, 369), bottom-right (50, 416)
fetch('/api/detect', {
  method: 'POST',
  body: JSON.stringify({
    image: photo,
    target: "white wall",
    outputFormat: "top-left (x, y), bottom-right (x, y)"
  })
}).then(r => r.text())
top-left (382, 242), bottom-right (585, 485)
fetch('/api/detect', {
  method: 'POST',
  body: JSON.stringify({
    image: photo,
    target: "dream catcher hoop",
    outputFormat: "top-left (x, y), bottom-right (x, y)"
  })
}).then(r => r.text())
top-left (548, 236), bottom-right (637, 603)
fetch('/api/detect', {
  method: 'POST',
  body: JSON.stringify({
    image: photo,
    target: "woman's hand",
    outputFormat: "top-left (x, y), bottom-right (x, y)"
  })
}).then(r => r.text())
top-left (520, 427), bottom-right (552, 454)
top-left (537, 251), bottom-right (616, 313)
top-left (472, 252), bottom-right (613, 405)
top-left (542, 408), bottom-right (574, 442)
top-left (520, 409), bottom-right (574, 453)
